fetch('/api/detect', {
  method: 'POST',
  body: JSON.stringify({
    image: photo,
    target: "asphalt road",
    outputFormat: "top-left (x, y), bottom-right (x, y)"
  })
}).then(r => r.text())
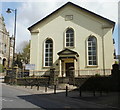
top-left (1, 83), bottom-right (40, 109)
top-left (1, 83), bottom-right (119, 109)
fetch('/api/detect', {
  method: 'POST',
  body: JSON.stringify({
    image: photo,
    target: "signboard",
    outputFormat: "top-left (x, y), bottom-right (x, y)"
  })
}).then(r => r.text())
top-left (25, 64), bottom-right (35, 70)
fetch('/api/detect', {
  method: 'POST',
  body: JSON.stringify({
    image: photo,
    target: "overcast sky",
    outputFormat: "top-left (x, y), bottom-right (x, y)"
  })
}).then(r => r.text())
top-left (0, 0), bottom-right (119, 54)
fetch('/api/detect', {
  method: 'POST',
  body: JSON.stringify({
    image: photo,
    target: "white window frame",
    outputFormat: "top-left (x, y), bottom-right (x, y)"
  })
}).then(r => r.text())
top-left (65, 28), bottom-right (74, 48)
top-left (44, 39), bottom-right (53, 67)
top-left (87, 36), bottom-right (97, 66)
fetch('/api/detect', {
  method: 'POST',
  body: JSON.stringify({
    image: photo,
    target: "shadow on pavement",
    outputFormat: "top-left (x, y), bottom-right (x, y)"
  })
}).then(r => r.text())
top-left (18, 92), bottom-right (71, 109)
top-left (69, 90), bottom-right (120, 109)
top-left (17, 90), bottom-right (120, 109)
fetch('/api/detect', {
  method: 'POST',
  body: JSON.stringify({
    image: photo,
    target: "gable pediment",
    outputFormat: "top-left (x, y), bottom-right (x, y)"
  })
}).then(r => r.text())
top-left (57, 48), bottom-right (79, 56)
top-left (28, 2), bottom-right (115, 32)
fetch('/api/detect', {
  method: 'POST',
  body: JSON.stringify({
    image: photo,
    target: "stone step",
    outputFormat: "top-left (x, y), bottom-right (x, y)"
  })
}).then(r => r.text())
top-left (57, 83), bottom-right (77, 90)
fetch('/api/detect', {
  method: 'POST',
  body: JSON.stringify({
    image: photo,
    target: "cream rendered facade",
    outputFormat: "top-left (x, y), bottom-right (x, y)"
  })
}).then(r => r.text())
top-left (29, 2), bottom-right (115, 77)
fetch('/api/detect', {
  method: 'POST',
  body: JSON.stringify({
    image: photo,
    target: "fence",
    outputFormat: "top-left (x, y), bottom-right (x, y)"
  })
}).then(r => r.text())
top-left (76, 69), bottom-right (111, 76)
top-left (16, 69), bottom-right (111, 78)
top-left (4, 68), bottom-right (112, 86)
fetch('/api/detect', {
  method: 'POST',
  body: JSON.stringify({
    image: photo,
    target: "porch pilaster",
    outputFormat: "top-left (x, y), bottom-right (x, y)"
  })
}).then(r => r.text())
top-left (74, 59), bottom-right (77, 77)
top-left (58, 59), bottom-right (62, 77)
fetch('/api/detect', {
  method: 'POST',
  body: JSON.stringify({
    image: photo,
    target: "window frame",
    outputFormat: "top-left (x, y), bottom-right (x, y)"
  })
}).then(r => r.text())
top-left (65, 28), bottom-right (75, 48)
top-left (44, 38), bottom-right (53, 67)
top-left (86, 36), bottom-right (98, 67)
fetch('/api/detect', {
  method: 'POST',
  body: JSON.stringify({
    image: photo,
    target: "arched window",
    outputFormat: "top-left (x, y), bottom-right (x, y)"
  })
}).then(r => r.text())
top-left (87, 36), bottom-right (97, 66)
top-left (44, 39), bottom-right (53, 67)
top-left (4, 44), bottom-right (6, 53)
top-left (66, 28), bottom-right (74, 47)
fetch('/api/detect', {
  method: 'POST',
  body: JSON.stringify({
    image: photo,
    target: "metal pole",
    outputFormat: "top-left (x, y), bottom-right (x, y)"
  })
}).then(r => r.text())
top-left (8, 37), bottom-right (11, 68)
top-left (6, 8), bottom-right (17, 68)
top-left (12, 9), bottom-right (17, 67)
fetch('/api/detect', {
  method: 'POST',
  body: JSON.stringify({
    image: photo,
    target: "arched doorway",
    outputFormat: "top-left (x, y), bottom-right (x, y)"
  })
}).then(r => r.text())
top-left (2, 58), bottom-right (7, 67)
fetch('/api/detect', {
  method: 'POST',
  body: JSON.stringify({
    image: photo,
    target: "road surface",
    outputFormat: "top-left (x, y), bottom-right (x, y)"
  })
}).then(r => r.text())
top-left (1, 83), bottom-right (118, 109)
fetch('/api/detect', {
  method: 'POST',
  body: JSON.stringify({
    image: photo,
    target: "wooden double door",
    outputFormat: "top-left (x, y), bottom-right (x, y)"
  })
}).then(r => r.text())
top-left (65, 63), bottom-right (74, 77)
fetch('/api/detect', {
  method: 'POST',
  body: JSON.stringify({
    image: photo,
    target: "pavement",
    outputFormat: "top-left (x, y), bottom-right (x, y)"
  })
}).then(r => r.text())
top-left (1, 83), bottom-right (109, 109)
top-left (0, 75), bottom-right (120, 109)
top-left (1, 82), bottom-right (120, 109)
top-left (69, 90), bottom-right (120, 109)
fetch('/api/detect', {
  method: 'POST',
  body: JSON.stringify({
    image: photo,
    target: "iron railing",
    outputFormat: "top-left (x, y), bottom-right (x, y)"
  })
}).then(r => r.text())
top-left (16, 69), bottom-right (112, 78)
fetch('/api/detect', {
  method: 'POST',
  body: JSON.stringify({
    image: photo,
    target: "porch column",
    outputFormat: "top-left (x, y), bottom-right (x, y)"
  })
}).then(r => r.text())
top-left (59, 59), bottom-right (62, 77)
top-left (74, 59), bottom-right (77, 77)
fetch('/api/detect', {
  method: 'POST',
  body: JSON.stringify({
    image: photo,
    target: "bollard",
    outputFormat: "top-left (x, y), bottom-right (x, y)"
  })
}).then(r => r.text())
top-left (45, 86), bottom-right (47, 92)
top-left (66, 86), bottom-right (68, 97)
top-left (31, 85), bottom-right (33, 89)
top-left (79, 87), bottom-right (82, 97)
top-left (37, 85), bottom-right (39, 91)
top-left (54, 85), bottom-right (56, 94)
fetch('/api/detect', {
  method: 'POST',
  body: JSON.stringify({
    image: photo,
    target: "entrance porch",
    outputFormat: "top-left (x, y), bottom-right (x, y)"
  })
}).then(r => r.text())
top-left (57, 48), bottom-right (79, 77)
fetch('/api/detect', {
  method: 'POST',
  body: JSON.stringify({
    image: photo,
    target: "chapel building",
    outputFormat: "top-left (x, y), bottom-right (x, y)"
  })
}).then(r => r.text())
top-left (28, 2), bottom-right (115, 77)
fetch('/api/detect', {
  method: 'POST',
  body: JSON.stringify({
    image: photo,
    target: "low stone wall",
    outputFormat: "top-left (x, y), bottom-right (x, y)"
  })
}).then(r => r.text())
top-left (4, 76), bottom-right (50, 86)
top-left (18, 77), bottom-right (50, 86)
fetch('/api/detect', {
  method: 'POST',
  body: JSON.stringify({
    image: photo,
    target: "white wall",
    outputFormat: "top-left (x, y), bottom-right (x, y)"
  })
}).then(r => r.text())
top-left (30, 5), bottom-right (114, 75)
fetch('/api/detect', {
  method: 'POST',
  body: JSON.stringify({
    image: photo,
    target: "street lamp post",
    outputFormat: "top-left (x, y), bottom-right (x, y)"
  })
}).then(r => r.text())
top-left (6, 8), bottom-right (17, 68)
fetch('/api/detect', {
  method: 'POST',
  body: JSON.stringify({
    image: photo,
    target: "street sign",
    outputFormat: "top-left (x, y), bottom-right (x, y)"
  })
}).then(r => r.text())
top-left (25, 64), bottom-right (35, 70)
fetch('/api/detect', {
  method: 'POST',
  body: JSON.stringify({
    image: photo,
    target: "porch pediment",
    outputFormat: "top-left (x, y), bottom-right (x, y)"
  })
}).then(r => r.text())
top-left (57, 48), bottom-right (79, 56)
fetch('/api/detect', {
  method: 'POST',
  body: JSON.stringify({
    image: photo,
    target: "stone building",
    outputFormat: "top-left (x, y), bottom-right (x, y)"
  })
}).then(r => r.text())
top-left (0, 14), bottom-right (13, 69)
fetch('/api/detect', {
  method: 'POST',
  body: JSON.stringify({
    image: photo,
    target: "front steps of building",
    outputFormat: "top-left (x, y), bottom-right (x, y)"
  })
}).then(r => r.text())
top-left (56, 77), bottom-right (89, 90)
top-left (57, 83), bottom-right (77, 90)
top-left (57, 77), bottom-right (77, 90)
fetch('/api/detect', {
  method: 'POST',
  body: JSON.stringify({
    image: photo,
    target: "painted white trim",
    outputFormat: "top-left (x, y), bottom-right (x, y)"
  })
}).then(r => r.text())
top-left (43, 38), bottom-right (53, 68)
top-left (86, 35), bottom-right (98, 67)
top-left (64, 27), bottom-right (75, 48)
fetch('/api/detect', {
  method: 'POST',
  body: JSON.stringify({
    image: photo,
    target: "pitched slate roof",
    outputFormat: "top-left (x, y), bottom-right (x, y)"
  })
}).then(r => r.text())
top-left (28, 2), bottom-right (115, 31)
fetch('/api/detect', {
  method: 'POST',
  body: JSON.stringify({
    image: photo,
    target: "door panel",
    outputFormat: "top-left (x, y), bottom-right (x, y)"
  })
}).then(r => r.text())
top-left (65, 63), bottom-right (74, 77)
